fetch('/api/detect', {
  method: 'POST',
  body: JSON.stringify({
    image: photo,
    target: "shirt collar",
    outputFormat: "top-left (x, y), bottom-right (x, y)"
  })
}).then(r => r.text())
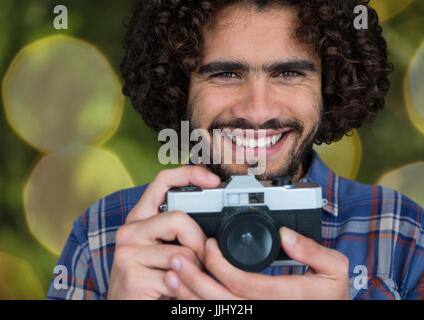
top-left (304, 151), bottom-right (339, 217)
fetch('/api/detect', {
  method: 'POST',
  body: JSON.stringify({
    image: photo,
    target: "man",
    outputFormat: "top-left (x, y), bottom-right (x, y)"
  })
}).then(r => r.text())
top-left (48, 0), bottom-right (424, 300)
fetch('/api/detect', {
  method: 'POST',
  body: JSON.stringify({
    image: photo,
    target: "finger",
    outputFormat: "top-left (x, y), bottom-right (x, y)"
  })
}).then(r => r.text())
top-left (114, 245), bottom-right (202, 271)
top-left (110, 266), bottom-right (174, 300)
top-left (116, 211), bottom-right (207, 260)
top-left (164, 271), bottom-right (201, 300)
top-left (169, 254), bottom-right (241, 300)
top-left (204, 238), bottom-right (310, 299)
top-left (140, 268), bottom-right (175, 300)
top-left (279, 227), bottom-right (349, 276)
top-left (127, 166), bottom-right (220, 222)
top-left (205, 238), bottom-right (349, 300)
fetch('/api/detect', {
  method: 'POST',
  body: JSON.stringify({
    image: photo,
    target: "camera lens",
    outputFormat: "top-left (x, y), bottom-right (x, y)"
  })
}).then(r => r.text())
top-left (227, 221), bottom-right (273, 265)
top-left (217, 209), bottom-right (280, 272)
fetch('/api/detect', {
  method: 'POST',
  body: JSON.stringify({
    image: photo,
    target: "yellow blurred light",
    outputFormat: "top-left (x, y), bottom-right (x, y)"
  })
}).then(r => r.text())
top-left (404, 40), bottom-right (424, 135)
top-left (377, 162), bottom-right (424, 208)
top-left (23, 145), bottom-right (134, 255)
top-left (2, 34), bottom-right (124, 153)
top-left (313, 130), bottom-right (362, 180)
top-left (370, 0), bottom-right (415, 22)
top-left (0, 252), bottom-right (45, 299)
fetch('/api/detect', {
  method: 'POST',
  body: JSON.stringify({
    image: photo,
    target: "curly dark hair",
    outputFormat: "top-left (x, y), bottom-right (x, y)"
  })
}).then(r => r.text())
top-left (121, 0), bottom-right (393, 144)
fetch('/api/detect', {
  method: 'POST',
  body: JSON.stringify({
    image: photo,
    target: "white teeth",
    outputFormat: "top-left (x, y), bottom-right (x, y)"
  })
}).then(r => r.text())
top-left (236, 136), bottom-right (243, 146)
top-left (226, 131), bottom-right (284, 148)
top-left (248, 139), bottom-right (256, 148)
top-left (266, 137), bottom-right (272, 147)
top-left (257, 137), bottom-right (266, 148)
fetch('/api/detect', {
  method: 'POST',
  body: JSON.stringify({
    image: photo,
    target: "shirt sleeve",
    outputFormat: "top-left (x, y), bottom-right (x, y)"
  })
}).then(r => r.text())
top-left (46, 212), bottom-right (103, 300)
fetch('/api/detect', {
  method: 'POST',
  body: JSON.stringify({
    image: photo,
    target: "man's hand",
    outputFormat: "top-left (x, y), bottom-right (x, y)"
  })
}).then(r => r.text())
top-left (164, 227), bottom-right (351, 300)
top-left (107, 166), bottom-right (221, 300)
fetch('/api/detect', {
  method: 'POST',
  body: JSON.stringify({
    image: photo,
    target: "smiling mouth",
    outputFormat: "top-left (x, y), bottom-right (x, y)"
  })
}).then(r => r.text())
top-left (222, 129), bottom-right (292, 148)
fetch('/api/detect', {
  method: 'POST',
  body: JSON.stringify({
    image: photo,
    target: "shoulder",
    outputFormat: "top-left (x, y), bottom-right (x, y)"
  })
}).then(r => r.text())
top-left (74, 184), bottom-right (150, 238)
top-left (337, 176), bottom-right (423, 223)
top-left (47, 185), bottom-right (149, 299)
top-left (335, 178), bottom-right (424, 299)
top-left (72, 185), bottom-right (151, 244)
top-left (335, 176), bottom-right (424, 275)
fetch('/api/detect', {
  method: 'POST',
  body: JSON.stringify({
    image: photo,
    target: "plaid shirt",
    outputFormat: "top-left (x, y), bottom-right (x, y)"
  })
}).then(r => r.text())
top-left (47, 153), bottom-right (424, 300)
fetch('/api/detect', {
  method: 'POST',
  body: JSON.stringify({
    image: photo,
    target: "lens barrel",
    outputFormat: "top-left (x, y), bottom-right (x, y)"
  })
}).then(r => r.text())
top-left (217, 207), bottom-right (280, 272)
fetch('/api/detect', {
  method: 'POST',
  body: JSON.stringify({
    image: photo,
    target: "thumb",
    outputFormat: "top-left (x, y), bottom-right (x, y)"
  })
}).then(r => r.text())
top-left (279, 227), bottom-right (347, 276)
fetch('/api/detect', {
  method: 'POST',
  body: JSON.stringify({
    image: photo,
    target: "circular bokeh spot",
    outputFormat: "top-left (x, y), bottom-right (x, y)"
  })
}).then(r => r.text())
top-left (24, 145), bottom-right (134, 255)
top-left (314, 130), bottom-right (362, 180)
top-left (0, 253), bottom-right (45, 299)
top-left (404, 40), bottom-right (424, 135)
top-left (377, 162), bottom-right (424, 208)
top-left (370, 0), bottom-right (415, 22)
top-left (2, 34), bottom-right (124, 152)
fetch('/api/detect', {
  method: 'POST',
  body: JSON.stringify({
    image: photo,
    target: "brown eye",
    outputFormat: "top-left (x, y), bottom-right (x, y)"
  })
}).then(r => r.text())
top-left (279, 71), bottom-right (302, 78)
top-left (212, 72), bottom-right (239, 79)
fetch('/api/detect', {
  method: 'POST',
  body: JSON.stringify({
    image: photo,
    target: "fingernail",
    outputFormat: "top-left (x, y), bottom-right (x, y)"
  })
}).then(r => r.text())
top-left (206, 238), bottom-right (212, 248)
top-left (171, 257), bottom-right (182, 271)
top-left (205, 238), bottom-right (212, 252)
top-left (166, 273), bottom-right (179, 290)
top-left (207, 172), bottom-right (220, 183)
top-left (282, 228), bottom-right (297, 247)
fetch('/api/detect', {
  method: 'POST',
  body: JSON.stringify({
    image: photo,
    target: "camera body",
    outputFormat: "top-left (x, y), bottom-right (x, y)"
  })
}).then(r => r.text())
top-left (163, 175), bottom-right (323, 272)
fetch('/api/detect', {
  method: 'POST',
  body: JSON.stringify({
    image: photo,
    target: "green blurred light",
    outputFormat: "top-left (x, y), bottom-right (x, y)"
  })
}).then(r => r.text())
top-left (371, 0), bottom-right (415, 22)
top-left (0, 252), bottom-right (45, 299)
top-left (23, 145), bottom-right (134, 255)
top-left (104, 137), bottom-right (167, 186)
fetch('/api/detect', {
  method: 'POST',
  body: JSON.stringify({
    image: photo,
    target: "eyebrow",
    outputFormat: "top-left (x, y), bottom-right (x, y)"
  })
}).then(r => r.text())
top-left (197, 59), bottom-right (318, 75)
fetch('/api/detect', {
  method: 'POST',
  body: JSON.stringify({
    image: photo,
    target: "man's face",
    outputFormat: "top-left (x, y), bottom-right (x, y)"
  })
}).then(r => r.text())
top-left (188, 4), bottom-right (322, 180)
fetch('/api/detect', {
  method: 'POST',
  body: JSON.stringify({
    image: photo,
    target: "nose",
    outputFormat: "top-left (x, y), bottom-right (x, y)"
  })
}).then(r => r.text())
top-left (231, 77), bottom-right (282, 126)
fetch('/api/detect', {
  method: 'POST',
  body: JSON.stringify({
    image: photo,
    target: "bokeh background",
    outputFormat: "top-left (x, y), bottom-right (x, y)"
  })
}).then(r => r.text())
top-left (0, 0), bottom-right (423, 299)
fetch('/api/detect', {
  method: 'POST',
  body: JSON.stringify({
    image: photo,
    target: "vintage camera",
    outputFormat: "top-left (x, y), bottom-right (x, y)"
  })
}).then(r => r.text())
top-left (162, 175), bottom-right (322, 272)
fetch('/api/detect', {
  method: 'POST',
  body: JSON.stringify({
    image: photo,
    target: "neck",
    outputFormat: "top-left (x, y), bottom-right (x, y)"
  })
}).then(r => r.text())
top-left (291, 146), bottom-right (314, 183)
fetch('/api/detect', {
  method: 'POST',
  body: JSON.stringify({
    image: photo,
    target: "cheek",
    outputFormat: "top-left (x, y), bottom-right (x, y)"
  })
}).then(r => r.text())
top-left (189, 86), bottom-right (237, 128)
top-left (280, 86), bottom-right (322, 127)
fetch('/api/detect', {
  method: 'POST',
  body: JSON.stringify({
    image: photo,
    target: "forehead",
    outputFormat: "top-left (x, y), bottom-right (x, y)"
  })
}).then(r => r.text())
top-left (200, 4), bottom-right (315, 64)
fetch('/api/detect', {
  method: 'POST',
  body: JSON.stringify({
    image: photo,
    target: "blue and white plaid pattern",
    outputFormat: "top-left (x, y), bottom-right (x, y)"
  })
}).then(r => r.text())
top-left (47, 153), bottom-right (424, 300)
